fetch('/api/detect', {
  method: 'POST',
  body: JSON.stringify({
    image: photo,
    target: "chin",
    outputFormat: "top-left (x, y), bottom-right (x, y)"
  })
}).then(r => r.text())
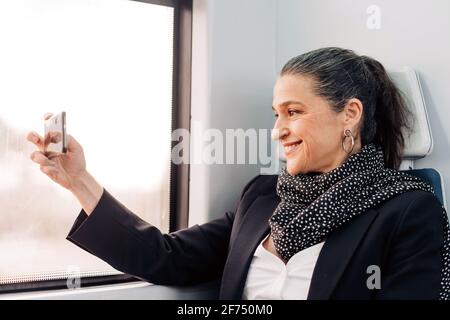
top-left (286, 163), bottom-right (303, 176)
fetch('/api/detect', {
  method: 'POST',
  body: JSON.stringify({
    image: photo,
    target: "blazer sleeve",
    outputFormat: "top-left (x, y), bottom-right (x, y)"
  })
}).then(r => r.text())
top-left (375, 192), bottom-right (445, 300)
top-left (66, 175), bottom-right (261, 286)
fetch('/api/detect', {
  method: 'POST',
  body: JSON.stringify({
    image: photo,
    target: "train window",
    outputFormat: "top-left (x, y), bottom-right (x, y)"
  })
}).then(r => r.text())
top-left (0, 0), bottom-right (190, 291)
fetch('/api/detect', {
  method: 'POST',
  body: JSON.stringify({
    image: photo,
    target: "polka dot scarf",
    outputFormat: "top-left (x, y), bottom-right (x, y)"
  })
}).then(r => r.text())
top-left (269, 143), bottom-right (450, 299)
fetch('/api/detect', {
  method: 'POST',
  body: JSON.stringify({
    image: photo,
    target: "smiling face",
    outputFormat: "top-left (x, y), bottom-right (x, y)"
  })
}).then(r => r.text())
top-left (272, 74), bottom-right (363, 176)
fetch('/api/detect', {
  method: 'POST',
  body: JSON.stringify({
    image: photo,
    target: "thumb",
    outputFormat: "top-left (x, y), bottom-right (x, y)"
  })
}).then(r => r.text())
top-left (66, 135), bottom-right (83, 152)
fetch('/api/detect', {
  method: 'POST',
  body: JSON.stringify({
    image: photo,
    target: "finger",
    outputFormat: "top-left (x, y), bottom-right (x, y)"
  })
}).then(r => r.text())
top-left (40, 165), bottom-right (58, 176)
top-left (66, 134), bottom-right (81, 152)
top-left (46, 151), bottom-right (61, 160)
top-left (66, 134), bottom-right (72, 148)
top-left (44, 112), bottom-right (54, 121)
top-left (30, 151), bottom-right (54, 166)
top-left (49, 131), bottom-right (62, 143)
top-left (26, 131), bottom-right (45, 150)
top-left (26, 131), bottom-right (42, 144)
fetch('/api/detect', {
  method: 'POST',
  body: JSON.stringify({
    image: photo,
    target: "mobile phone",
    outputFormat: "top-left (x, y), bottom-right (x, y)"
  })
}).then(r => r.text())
top-left (44, 112), bottom-right (67, 156)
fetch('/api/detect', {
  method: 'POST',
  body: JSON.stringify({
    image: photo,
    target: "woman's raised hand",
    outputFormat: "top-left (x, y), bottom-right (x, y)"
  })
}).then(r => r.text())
top-left (26, 113), bottom-right (87, 191)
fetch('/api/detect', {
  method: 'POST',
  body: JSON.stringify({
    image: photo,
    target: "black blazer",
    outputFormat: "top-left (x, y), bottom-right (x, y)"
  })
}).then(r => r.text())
top-left (67, 174), bottom-right (444, 300)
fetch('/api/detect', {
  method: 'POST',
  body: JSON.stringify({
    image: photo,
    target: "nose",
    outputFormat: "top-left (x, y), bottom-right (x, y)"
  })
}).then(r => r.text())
top-left (271, 125), bottom-right (289, 141)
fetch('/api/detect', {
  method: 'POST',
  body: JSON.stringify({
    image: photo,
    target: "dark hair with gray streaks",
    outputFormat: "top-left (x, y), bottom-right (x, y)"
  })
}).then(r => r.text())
top-left (281, 47), bottom-right (412, 169)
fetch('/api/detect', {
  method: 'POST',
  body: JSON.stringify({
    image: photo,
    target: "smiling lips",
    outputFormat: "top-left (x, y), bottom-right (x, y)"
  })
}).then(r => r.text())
top-left (283, 140), bottom-right (302, 156)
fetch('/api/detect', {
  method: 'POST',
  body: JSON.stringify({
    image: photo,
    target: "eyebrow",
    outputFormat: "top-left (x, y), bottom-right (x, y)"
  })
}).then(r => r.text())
top-left (271, 100), bottom-right (307, 111)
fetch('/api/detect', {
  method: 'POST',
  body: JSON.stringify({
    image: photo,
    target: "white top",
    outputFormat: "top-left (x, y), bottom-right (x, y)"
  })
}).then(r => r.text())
top-left (242, 234), bottom-right (325, 300)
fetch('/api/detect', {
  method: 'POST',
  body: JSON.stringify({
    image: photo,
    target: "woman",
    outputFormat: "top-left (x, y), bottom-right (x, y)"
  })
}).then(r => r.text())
top-left (27, 47), bottom-right (450, 300)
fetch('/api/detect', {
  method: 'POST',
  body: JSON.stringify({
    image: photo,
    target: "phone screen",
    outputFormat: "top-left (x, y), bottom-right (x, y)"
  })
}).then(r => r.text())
top-left (44, 112), bottom-right (67, 156)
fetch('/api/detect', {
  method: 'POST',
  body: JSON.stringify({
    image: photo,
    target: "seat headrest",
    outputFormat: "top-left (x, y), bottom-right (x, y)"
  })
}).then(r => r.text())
top-left (388, 66), bottom-right (433, 159)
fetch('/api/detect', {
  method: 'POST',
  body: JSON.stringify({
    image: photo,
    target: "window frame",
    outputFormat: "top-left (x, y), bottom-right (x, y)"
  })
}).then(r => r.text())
top-left (169, 0), bottom-right (192, 232)
top-left (0, 0), bottom-right (192, 294)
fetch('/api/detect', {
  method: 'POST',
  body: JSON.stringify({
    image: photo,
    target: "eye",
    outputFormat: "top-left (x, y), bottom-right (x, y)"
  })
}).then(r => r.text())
top-left (288, 109), bottom-right (300, 116)
top-left (273, 113), bottom-right (279, 118)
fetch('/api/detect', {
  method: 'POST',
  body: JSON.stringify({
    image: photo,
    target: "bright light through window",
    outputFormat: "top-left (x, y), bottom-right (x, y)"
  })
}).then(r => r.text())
top-left (0, 0), bottom-right (173, 284)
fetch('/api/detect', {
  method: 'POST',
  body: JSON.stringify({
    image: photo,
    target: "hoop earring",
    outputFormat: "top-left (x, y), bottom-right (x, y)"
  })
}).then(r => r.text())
top-left (342, 129), bottom-right (355, 155)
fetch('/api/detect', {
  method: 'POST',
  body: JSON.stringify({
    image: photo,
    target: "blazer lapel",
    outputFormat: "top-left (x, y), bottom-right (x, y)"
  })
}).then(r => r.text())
top-left (220, 192), bottom-right (279, 299)
top-left (220, 192), bottom-right (380, 300)
top-left (307, 208), bottom-right (380, 299)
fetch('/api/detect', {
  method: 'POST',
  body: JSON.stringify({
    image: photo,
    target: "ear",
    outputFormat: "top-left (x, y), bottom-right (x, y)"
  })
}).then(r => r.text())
top-left (343, 98), bottom-right (363, 133)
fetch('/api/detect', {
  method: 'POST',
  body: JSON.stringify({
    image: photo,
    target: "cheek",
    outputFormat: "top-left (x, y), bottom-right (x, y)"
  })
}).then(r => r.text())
top-left (301, 116), bottom-right (340, 146)
top-left (294, 122), bottom-right (321, 155)
top-left (292, 118), bottom-right (340, 168)
top-left (288, 125), bottom-right (313, 171)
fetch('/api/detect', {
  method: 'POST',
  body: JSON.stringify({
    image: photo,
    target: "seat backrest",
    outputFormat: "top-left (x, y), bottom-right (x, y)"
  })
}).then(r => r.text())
top-left (402, 168), bottom-right (446, 208)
